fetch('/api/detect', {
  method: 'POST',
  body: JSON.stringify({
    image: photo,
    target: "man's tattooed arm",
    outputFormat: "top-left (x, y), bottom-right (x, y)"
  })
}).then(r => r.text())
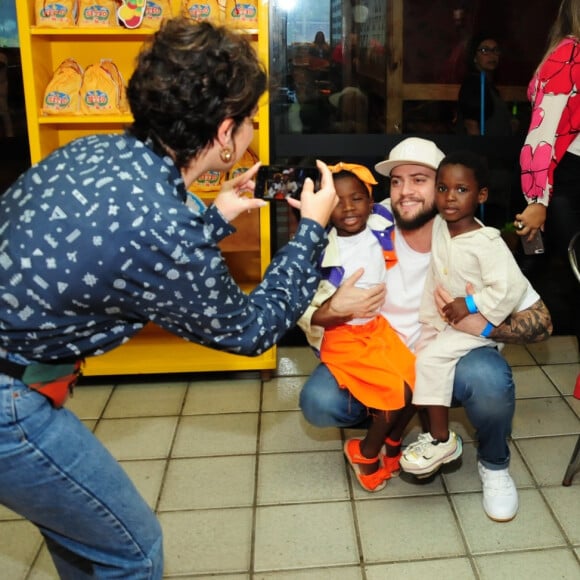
top-left (490, 299), bottom-right (553, 344)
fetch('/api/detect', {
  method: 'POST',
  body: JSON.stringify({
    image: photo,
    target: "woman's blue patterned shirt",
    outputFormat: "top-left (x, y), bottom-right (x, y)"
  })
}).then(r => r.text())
top-left (0, 134), bottom-right (326, 362)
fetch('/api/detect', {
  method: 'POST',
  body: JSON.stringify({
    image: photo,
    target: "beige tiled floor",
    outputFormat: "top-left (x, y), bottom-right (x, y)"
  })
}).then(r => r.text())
top-left (1, 336), bottom-right (579, 579)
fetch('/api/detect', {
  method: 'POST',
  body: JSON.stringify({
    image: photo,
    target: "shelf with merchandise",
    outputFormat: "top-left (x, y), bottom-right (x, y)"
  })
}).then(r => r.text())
top-left (28, 26), bottom-right (258, 36)
top-left (19, 2), bottom-right (264, 158)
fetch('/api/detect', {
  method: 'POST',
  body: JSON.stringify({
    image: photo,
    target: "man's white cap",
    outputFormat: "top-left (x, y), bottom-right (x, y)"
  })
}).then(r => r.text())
top-left (375, 137), bottom-right (445, 176)
top-left (328, 86), bottom-right (367, 108)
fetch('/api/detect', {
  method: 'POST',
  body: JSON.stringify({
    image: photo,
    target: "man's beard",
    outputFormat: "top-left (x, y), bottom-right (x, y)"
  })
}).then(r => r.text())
top-left (392, 200), bottom-right (438, 231)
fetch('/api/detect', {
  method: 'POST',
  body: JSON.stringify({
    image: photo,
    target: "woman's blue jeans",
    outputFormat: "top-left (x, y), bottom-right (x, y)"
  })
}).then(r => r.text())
top-left (0, 375), bottom-right (163, 579)
top-left (300, 346), bottom-right (515, 469)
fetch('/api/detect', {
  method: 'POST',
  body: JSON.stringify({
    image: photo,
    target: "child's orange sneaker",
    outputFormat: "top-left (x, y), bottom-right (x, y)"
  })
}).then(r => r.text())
top-left (344, 438), bottom-right (391, 492)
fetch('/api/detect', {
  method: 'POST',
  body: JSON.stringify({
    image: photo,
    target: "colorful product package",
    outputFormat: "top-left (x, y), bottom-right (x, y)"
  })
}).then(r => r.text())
top-left (117, 0), bottom-right (146, 28)
top-left (99, 59), bottom-right (130, 113)
top-left (140, 0), bottom-right (174, 29)
top-left (36, 0), bottom-right (78, 27)
top-left (79, 59), bottom-right (127, 115)
top-left (224, 0), bottom-right (258, 29)
top-left (190, 170), bottom-right (226, 195)
top-left (228, 147), bottom-right (258, 180)
top-left (42, 58), bottom-right (84, 115)
top-left (77, 0), bottom-right (118, 27)
top-left (189, 147), bottom-right (258, 199)
top-left (181, 1), bottom-right (222, 23)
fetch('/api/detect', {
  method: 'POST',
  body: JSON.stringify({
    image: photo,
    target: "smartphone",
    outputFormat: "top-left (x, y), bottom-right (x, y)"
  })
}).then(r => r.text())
top-left (255, 165), bottom-right (320, 200)
top-left (521, 231), bottom-right (545, 255)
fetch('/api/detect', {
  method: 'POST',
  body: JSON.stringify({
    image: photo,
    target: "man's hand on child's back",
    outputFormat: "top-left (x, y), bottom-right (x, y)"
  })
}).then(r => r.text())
top-left (313, 269), bottom-right (387, 328)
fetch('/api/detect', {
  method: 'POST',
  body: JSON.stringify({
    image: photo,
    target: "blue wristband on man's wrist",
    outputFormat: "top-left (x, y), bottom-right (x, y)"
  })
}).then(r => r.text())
top-left (480, 321), bottom-right (494, 338)
top-left (465, 295), bottom-right (478, 314)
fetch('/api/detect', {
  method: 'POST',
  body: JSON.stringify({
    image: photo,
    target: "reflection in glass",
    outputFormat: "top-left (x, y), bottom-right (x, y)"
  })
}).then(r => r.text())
top-left (270, 0), bottom-right (387, 135)
top-left (269, 1), bottom-right (555, 138)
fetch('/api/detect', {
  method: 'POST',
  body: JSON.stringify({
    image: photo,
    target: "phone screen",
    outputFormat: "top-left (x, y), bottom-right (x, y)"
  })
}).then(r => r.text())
top-left (255, 165), bottom-right (320, 200)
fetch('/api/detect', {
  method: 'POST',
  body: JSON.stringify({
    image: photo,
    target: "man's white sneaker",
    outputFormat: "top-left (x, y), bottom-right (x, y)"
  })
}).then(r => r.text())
top-left (478, 462), bottom-right (518, 522)
top-left (400, 431), bottom-right (463, 476)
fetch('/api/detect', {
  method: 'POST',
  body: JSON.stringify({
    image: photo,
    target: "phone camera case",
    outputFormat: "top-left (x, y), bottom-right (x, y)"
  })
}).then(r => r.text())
top-left (521, 231), bottom-right (545, 255)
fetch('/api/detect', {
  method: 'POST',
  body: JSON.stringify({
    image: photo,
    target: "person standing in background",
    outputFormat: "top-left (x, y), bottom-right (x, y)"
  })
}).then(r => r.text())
top-left (516, 0), bottom-right (580, 351)
top-left (308, 30), bottom-right (331, 88)
top-left (440, 3), bottom-right (473, 84)
top-left (309, 31), bottom-right (331, 62)
top-left (456, 35), bottom-right (515, 136)
top-left (456, 34), bottom-right (519, 227)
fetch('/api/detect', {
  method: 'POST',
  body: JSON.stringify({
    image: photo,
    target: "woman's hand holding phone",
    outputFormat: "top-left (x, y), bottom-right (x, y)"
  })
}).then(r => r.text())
top-left (287, 160), bottom-right (337, 228)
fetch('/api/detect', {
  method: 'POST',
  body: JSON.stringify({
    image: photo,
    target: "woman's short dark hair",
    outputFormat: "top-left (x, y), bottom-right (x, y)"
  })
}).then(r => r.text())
top-left (127, 18), bottom-right (267, 170)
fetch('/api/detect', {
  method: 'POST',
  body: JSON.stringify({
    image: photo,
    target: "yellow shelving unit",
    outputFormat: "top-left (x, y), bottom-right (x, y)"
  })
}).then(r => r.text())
top-left (15, 1), bottom-right (276, 377)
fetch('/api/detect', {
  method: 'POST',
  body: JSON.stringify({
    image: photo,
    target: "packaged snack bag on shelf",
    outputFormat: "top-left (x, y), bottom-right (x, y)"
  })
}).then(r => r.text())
top-left (190, 170), bottom-right (225, 197)
top-left (181, 1), bottom-right (222, 24)
top-left (217, 0), bottom-right (226, 23)
top-left (228, 147), bottom-right (258, 180)
top-left (80, 61), bottom-right (123, 115)
top-left (41, 58), bottom-right (84, 115)
top-left (35, 0), bottom-right (78, 27)
top-left (77, 0), bottom-right (118, 27)
top-left (99, 60), bottom-right (130, 113)
top-left (224, 0), bottom-right (257, 30)
top-left (189, 147), bottom-right (258, 200)
top-left (140, 0), bottom-right (173, 29)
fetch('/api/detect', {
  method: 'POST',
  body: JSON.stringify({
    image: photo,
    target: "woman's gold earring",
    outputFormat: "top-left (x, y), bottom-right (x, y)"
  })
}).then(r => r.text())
top-left (220, 147), bottom-right (233, 163)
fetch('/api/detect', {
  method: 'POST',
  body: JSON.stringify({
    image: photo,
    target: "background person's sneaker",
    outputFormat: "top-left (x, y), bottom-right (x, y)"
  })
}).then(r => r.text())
top-left (400, 431), bottom-right (462, 476)
top-left (478, 462), bottom-right (519, 522)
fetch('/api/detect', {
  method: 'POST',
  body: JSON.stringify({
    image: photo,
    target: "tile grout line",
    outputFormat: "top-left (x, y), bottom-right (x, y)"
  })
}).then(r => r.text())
top-left (247, 375), bottom-right (266, 579)
top-left (439, 469), bottom-right (483, 579)
top-left (152, 380), bottom-right (191, 516)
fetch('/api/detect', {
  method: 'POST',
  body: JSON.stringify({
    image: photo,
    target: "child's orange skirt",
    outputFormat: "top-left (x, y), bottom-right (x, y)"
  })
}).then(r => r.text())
top-left (320, 316), bottom-right (415, 411)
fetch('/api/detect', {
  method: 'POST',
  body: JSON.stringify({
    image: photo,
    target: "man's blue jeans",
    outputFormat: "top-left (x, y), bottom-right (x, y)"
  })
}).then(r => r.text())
top-left (0, 375), bottom-right (163, 578)
top-left (300, 346), bottom-right (514, 470)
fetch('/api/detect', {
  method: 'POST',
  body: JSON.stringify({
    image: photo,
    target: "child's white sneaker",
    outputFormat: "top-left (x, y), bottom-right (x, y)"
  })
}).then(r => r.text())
top-left (400, 431), bottom-right (462, 476)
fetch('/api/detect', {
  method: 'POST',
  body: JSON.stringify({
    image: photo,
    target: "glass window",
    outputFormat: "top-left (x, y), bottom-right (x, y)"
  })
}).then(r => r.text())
top-left (270, 0), bottom-right (387, 135)
top-left (269, 0), bottom-right (557, 138)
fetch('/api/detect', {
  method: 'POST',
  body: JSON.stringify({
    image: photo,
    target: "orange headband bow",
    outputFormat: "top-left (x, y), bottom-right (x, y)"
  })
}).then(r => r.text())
top-left (327, 162), bottom-right (378, 195)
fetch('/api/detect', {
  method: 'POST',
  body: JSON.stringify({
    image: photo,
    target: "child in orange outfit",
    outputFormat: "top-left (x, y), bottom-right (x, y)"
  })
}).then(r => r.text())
top-left (315, 163), bottom-right (416, 491)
